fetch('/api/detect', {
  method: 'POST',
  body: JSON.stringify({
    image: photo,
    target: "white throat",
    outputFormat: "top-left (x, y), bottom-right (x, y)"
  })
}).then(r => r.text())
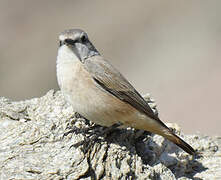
top-left (57, 45), bottom-right (79, 64)
top-left (56, 45), bottom-right (80, 90)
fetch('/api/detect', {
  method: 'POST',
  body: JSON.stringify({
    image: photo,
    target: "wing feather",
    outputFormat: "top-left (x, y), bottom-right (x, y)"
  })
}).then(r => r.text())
top-left (84, 56), bottom-right (168, 128)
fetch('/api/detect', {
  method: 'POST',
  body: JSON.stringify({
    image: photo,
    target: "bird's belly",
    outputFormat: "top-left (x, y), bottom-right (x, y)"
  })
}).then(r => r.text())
top-left (66, 81), bottom-right (137, 127)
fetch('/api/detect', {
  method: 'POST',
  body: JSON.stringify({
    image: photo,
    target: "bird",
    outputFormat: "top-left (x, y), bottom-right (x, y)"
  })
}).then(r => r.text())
top-left (56, 29), bottom-right (196, 155)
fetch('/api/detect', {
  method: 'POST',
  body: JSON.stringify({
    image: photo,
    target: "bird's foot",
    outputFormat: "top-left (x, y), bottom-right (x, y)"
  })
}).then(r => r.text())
top-left (63, 124), bottom-right (101, 137)
top-left (68, 122), bottom-right (122, 153)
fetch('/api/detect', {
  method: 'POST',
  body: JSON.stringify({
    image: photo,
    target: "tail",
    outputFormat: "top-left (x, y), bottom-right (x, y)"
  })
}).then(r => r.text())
top-left (164, 131), bottom-right (196, 155)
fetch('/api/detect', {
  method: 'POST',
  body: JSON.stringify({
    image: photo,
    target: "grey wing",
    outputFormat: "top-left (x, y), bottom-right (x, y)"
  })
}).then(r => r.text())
top-left (84, 56), bottom-right (168, 128)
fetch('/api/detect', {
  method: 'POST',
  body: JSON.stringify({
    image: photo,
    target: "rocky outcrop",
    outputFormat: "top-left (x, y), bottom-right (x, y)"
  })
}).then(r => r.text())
top-left (0, 90), bottom-right (220, 179)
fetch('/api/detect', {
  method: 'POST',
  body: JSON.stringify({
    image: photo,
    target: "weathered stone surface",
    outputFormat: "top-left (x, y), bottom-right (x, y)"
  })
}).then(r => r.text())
top-left (0, 90), bottom-right (220, 179)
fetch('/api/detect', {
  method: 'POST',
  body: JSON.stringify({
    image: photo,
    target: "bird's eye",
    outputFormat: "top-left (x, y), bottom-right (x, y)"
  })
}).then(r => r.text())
top-left (81, 34), bottom-right (87, 43)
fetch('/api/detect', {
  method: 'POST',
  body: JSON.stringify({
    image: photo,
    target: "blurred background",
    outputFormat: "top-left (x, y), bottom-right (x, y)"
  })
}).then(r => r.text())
top-left (0, 0), bottom-right (220, 135)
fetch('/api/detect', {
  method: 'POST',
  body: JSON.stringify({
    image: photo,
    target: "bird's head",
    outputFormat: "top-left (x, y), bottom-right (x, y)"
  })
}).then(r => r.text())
top-left (59, 29), bottom-right (99, 62)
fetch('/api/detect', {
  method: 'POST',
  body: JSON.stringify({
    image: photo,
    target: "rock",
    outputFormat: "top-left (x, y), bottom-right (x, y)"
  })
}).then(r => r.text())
top-left (0, 90), bottom-right (220, 179)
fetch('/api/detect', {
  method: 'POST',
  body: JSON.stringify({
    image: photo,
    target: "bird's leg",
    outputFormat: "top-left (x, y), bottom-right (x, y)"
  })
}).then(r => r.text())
top-left (70, 122), bottom-right (122, 152)
top-left (63, 112), bottom-right (101, 137)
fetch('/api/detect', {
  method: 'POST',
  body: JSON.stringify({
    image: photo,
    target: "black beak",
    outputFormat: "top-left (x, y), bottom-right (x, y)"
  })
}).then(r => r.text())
top-left (59, 39), bottom-right (76, 47)
top-left (64, 39), bottom-right (77, 46)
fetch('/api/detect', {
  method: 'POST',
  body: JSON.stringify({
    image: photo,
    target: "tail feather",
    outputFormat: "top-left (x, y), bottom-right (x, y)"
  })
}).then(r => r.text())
top-left (166, 131), bottom-right (196, 155)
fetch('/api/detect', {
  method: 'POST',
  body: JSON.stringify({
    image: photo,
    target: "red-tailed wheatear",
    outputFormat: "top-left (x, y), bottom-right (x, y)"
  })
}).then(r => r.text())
top-left (56, 29), bottom-right (196, 155)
